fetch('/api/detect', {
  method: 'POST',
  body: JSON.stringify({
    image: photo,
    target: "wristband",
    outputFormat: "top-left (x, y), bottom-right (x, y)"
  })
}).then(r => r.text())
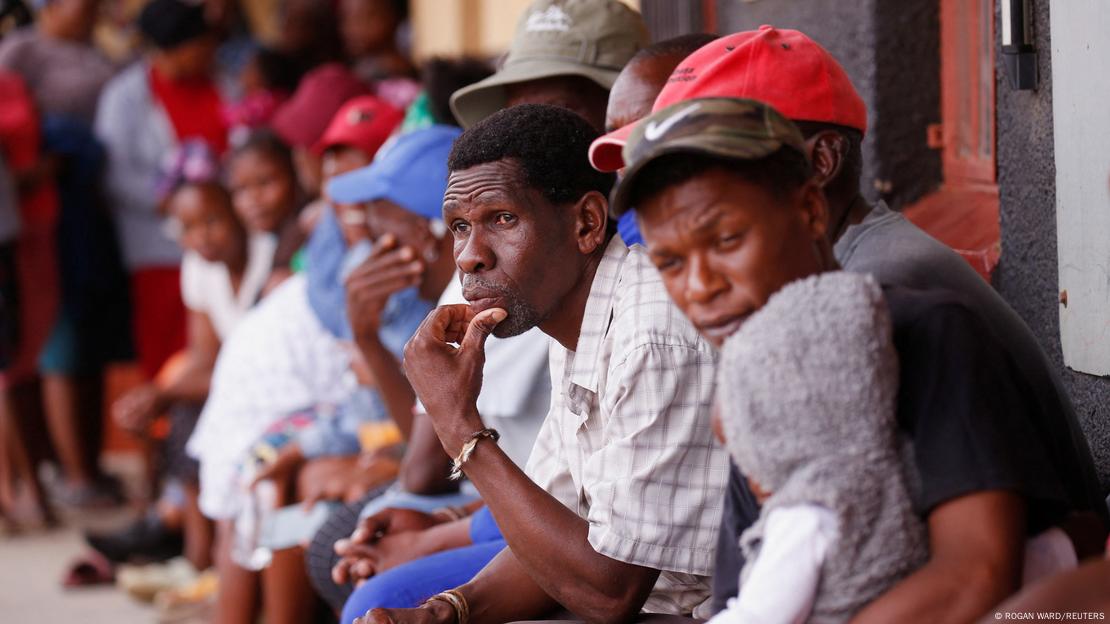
top-left (449, 428), bottom-right (500, 481)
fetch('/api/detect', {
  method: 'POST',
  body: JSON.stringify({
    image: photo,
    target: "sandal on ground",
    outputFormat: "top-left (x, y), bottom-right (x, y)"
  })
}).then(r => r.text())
top-left (62, 551), bottom-right (116, 588)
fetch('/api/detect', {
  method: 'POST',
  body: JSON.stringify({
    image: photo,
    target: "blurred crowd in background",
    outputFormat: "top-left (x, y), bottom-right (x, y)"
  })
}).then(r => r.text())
top-left (0, 0), bottom-right (500, 620)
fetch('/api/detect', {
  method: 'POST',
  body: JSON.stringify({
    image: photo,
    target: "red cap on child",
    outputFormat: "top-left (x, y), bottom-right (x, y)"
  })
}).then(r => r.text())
top-left (312, 96), bottom-right (404, 158)
top-left (589, 26), bottom-right (868, 172)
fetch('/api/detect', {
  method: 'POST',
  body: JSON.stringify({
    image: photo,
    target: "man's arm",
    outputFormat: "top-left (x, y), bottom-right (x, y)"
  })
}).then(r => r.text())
top-left (347, 233), bottom-right (429, 439)
top-left (850, 490), bottom-right (1026, 624)
top-left (397, 414), bottom-right (454, 495)
top-left (357, 547), bottom-right (559, 624)
top-left (457, 429), bottom-right (660, 624)
top-left (401, 305), bottom-right (662, 624)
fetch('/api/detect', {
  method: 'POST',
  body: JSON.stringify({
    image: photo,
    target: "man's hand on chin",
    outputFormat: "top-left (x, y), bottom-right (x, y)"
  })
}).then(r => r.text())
top-left (355, 601), bottom-right (456, 624)
top-left (402, 304), bottom-right (506, 456)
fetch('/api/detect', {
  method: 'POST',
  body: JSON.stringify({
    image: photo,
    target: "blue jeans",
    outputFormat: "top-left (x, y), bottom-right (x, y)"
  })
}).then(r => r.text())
top-left (340, 506), bottom-right (505, 624)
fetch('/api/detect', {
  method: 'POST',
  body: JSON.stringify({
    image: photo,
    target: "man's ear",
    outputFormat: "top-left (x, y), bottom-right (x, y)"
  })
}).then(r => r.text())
top-left (805, 131), bottom-right (849, 189)
top-left (573, 191), bottom-right (609, 255)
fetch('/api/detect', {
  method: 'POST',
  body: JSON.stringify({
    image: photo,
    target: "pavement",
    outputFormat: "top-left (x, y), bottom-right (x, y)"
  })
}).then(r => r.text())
top-left (0, 520), bottom-right (154, 623)
top-left (0, 453), bottom-right (156, 623)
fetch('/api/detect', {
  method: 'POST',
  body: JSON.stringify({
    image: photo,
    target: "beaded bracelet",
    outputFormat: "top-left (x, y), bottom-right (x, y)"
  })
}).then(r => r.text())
top-left (425, 589), bottom-right (470, 624)
top-left (449, 428), bottom-right (500, 481)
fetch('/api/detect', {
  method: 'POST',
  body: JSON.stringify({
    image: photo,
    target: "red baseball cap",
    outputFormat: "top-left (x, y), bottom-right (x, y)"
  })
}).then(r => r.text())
top-left (312, 96), bottom-right (404, 158)
top-left (589, 26), bottom-right (867, 172)
top-left (271, 63), bottom-right (370, 148)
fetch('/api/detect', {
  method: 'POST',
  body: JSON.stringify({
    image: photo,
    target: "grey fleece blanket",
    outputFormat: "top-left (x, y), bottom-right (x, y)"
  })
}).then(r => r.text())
top-left (717, 271), bottom-right (927, 623)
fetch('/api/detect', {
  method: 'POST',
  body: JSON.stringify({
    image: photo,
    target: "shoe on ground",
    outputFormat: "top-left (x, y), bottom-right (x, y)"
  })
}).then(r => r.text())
top-left (54, 474), bottom-right (126, 509)
top-left (116, 557), bottom-right (198, 603)
top-left (154, 569), bottom-right (218, 624)
top-left (85, 512), bottom-right (184, 564)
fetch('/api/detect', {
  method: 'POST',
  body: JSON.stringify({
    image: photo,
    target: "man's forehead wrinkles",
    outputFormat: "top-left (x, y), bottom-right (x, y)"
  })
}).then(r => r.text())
top-left (445, 180), bottom-right (516, 204)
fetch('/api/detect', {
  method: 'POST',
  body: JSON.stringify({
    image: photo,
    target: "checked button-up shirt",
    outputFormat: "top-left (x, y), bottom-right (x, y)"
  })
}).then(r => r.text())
top-left (524, 237), bottom-right (729, 617)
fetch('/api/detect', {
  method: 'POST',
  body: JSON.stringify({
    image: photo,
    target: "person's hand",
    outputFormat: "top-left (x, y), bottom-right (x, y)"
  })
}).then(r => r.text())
top-left (332, 528), bottom-right (435, 584)
top-left (250, 444), bottom-right (305, 489)
top-left (352, 507), bottom-right (445, 544)
top-left (299, 454), bottom-right (399, 509)
top-left (346, 234), bottom-right (425, 343)
top-left (331, 508), bottom-right (448, 585)
top-left (354, 602), bottom-right (455, 624)
top-left (111, 384), bottom-right (165, 434)
top-left (402, 305), bottom-right (506, 456)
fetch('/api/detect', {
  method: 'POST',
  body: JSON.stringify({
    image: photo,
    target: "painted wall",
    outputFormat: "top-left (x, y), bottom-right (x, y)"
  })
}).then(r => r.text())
top-left (1050, 0), bottom-right (1110, 376)
top-left (993, 0), bottom-right (1110, 487)
top-left (410, 0), bottom-right (641, 61)
top-left (715, 0), bottom-right (943, 208)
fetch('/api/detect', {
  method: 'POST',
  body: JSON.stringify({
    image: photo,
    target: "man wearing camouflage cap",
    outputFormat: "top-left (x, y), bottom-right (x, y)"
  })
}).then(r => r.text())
top-left (613, 96), bottom-right (1106, 623)
top-left (449, 0), bottom-right (648, 131)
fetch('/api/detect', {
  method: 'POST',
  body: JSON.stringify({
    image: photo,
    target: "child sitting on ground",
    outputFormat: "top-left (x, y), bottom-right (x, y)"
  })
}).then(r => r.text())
top-left (711, 272), bottom-right (927, 624)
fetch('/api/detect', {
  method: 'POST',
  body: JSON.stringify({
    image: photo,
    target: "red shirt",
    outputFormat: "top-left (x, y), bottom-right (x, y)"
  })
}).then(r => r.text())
top-left (149, 66), bottom-right (228, 155)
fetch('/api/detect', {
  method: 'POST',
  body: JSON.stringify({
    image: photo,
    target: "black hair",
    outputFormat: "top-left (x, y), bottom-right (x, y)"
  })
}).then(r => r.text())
top-left (229, 129), bottom-right (297, 183)
top-left (793, 120), bottom-right (863, 199)
top-left (0, 0), bottom-right (32, 32)
top-left (252, 47), bottom-right (307, 94)
top-left (448, 104), bottom-right (616, 207)
top-left (626, 148), bottom-right (813, 213)
top-left (630, 32), bottom-right (718, 64)
top-left (389, 0), bottom-right (409, 21)
top-left (421, 57), bottom-right (494, 127)
top-left (167, 180), bottom-right (240, 228)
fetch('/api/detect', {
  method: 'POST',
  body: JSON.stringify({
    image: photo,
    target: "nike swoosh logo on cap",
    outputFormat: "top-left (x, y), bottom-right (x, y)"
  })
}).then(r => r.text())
top-left (644, 103), bottom-right (702, 142)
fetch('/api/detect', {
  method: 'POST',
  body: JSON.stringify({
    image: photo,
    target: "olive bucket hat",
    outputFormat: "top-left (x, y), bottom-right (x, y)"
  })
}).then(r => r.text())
top-left (448, 0), bottom-right (649, 128)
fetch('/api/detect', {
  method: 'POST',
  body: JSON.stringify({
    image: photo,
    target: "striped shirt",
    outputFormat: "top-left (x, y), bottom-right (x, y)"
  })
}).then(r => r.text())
top-left (525, 237), bottom-right (728, 617)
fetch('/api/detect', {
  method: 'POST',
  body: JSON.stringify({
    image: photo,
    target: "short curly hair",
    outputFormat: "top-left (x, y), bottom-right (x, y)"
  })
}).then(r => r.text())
top-left (447, 104), bottom-right (616, 207)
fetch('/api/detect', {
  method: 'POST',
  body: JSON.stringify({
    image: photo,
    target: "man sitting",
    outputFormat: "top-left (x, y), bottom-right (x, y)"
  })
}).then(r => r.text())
top-left (612, 96), bottom-right (1107, 624)
top-left (358, 103), bottom-right (727, 624)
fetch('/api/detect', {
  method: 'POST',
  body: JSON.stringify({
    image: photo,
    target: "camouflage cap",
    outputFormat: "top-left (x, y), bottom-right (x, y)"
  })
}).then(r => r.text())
top-left (609, 97), bottom-right (808, 217)
top-left (449, 0), bottom-right (648, 129)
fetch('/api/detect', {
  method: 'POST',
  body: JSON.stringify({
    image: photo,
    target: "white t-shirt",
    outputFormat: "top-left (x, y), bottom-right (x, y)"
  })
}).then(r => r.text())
top-left (180, 233), bottom-right (277, 341)
top-left (708, 505), bottom-right (1078, 624)
top-left (709, 504), bottom-right (840, 624)
top-left (188, 273), bottom-right (357, 519)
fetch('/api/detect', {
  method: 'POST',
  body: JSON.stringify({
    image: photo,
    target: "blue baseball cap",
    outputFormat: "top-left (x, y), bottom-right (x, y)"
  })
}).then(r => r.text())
top-left (326, 124), bottom-right (462, 221)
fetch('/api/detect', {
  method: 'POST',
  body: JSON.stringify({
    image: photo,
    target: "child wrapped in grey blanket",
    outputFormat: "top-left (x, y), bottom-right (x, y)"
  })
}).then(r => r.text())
top-left (710, 271), bottom-right (927, 624)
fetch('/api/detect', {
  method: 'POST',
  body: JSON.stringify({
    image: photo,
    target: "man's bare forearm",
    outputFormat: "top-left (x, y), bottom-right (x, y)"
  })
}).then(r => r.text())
top-left (458, 437), bottom-right (658, 623)
top-left (357, 333), bottom-right (418, 438)
top-left (458, 547), bottom-right (561, 624)
top-left (851, 491), bottom-right (1026, 624)
top-left (849, 559), bottom-right (1016, 624)
top-left (398, 414), bottom-right (455, 494)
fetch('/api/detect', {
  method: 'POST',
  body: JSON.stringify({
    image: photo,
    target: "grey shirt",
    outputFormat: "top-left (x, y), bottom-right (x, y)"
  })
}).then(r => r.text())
top-left (0, 28), bottom-right (116, 126)
top-left (834, 202), bottom-right (1105, 518)
top-left (94, 62), bottom-right (182, 270)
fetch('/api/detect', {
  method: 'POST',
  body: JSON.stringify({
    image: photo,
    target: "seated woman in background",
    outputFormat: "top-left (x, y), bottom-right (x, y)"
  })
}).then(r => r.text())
top-left (97, 141), bottom-right (276, 572)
